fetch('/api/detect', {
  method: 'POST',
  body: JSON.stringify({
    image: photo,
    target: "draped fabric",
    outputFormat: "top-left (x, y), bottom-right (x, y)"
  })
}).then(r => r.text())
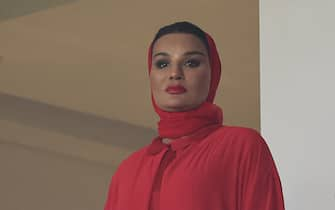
top-left (147, 33), bottom-right (223, 139)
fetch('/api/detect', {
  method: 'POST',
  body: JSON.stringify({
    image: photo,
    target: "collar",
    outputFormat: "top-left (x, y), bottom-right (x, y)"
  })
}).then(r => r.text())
top-left (147, 124), bottom-right (222, 155)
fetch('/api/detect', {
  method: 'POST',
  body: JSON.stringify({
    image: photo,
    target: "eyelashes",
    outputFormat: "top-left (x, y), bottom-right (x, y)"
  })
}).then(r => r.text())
top-left (154, 59), bottom-right (201, 69)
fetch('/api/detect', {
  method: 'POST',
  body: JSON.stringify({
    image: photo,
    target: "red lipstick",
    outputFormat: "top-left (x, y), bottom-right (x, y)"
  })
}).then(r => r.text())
top-left (165, 85), bottom-right (187, 94)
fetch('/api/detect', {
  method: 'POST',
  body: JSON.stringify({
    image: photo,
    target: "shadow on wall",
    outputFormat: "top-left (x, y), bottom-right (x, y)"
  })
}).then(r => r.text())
top-left (0, 0), bottom-right (78, 22)
top-left (0, 92), bottom-right (156, 150)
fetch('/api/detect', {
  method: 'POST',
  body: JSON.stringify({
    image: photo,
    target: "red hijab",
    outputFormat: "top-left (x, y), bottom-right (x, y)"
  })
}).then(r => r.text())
top-left (148, 33), bottom-right (223, 139)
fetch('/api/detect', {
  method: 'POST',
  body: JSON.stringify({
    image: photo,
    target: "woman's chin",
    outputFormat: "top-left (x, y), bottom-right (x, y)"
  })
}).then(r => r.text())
top-left (159, 103), bottom-right (198, 112)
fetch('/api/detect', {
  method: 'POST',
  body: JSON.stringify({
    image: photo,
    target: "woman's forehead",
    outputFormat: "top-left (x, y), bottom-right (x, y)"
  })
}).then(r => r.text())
top-left (152, 33), bottom-right (208, 56)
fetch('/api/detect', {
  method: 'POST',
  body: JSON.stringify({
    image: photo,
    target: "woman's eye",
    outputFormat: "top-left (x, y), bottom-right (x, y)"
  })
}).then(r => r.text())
top-left (155, 60), bottom-right (169, 69)
top-left (184, 59), bottom-right (200, 68)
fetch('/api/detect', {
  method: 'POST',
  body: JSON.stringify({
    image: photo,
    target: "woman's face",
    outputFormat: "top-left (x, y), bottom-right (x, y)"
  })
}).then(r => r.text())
top-left (150, 33), bottom-right (211, 112)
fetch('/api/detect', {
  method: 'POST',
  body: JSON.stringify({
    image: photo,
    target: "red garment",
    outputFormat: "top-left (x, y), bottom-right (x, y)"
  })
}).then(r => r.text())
top-left (104, 125), bottom-right (285, 210)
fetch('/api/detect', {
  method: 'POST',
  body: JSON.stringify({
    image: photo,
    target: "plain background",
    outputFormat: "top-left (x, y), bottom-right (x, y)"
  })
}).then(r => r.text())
top-left (260, 0), bottom-right (335, 209)
top-left (0, 0), bottom-right (260, 130)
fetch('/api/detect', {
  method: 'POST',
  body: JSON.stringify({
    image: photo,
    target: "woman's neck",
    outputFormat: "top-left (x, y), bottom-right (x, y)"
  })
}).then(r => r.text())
top-left (162, 138), bottom-right (173, 144)
top-left (162, 135), bottom-right (190, 144)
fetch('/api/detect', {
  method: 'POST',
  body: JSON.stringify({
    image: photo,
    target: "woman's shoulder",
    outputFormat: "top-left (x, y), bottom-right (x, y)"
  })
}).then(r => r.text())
top-left (112, 142), bottom-right (153, 176)
top-left (212, 125), bottom-right (262, 139)
top-left (207, 125), bottom-right (276, 171)
top-left (209, 125), bottom-right (269, 151)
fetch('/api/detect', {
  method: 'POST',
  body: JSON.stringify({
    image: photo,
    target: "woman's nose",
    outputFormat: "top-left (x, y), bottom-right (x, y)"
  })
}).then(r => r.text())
top-left (169, 65), bottom-right (184, 80)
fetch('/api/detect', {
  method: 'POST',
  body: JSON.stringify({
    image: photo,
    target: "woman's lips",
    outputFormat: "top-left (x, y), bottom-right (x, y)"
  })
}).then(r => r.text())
top-left (165, 85), bottom-right (187, 94)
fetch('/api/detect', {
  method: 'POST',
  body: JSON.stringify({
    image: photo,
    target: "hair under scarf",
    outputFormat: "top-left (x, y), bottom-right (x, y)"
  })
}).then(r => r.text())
top-left (148, 33), bottom-right (223, 139)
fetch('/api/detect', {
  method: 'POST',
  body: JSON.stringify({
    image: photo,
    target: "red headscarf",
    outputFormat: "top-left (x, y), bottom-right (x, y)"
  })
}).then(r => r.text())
top-left (148, 33), bottom-right (223, 139)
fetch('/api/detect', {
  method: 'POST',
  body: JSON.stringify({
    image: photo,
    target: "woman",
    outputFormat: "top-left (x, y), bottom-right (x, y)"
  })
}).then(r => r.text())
top-left (104, 21), bottom-right (285, 210)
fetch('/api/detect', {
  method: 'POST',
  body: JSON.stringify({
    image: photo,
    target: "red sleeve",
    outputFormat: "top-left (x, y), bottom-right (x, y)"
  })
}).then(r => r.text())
top-left (104, 173), bottom-right (119, 210)
top-left (238, 130), bottom-right (285, 210)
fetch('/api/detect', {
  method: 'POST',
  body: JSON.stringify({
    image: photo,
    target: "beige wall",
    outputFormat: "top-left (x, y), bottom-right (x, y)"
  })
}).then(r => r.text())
top-left (0, 108), bottom-right (145, 210)
top-left (0, 143), bottom-right (114, 210)
top-left (0, 0), bottom-right (260, 130)
top-left (0, 0), bottom-right (259, 209)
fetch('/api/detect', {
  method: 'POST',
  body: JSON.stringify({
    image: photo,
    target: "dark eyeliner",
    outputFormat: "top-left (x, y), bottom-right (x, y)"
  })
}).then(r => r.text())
top-left (155, 59), bottom-right (169, 69)
top-left (185, 59), bottom-right (201, 68)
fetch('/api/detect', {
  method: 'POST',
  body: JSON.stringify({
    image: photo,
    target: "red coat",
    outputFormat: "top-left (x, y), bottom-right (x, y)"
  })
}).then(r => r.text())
top-left (104, 125), bottom-right (285, 210)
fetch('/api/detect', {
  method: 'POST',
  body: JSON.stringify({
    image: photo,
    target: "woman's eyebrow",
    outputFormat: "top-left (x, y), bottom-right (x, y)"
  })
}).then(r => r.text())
top-left (153, 52), bottom-right (169, 57)
top-left (153, 51), bottom-right (206, 58)
top-left (183, 51), bottom-right (206, 56)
